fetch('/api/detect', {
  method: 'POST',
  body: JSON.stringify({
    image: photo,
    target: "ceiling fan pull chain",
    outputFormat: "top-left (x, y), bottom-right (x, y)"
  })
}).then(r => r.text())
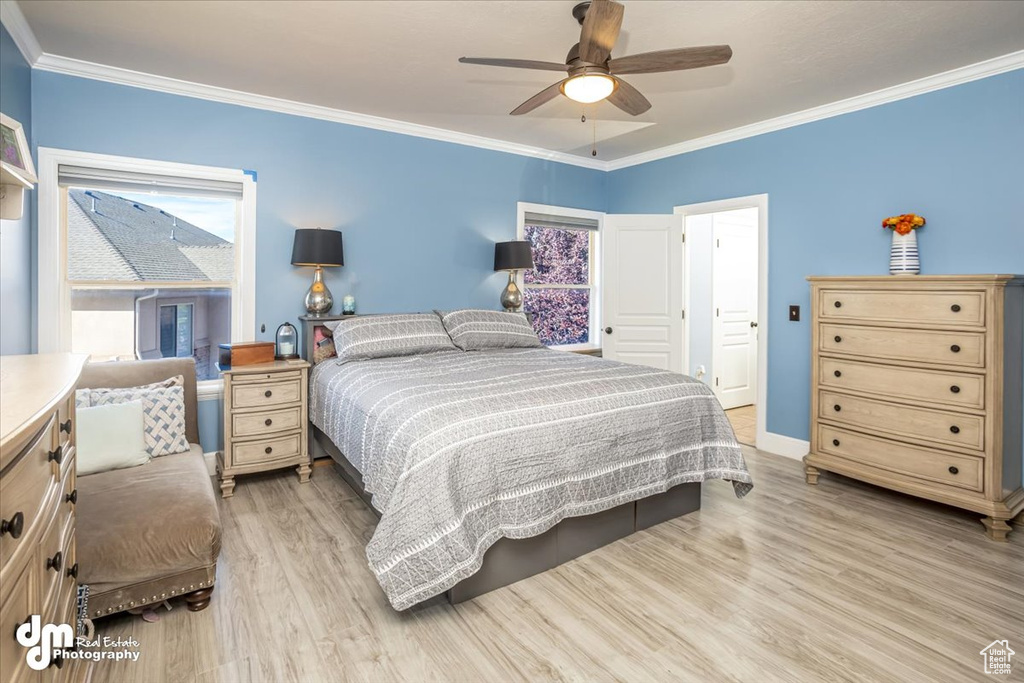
top-left (591, 115), bottom-right (598, 157)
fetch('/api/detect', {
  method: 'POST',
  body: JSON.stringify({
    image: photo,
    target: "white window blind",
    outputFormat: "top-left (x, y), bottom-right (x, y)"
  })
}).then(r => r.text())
top-left (523, 211), bottom-right (599, 231)
top-left (57, 165), bottom-right (244, 199)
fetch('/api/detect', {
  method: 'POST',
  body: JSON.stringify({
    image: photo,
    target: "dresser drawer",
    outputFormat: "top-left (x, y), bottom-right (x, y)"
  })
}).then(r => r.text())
top-left (819, 289), bottom-right (985, 328)
top-left (38, 504), bottom-right (72, 617)
top-left (44, 533), bottom-right (75, 623)
top-left (820, 358), bottom-right (984, 411)
top-left (231, 432), bottom-right (301, 467)
top-left (819, 324), bottom-right (985, 369)
top-left (818, 425), bottom-right (984, 492)
top-left (1, 417), bottom-right (58, 568)
top-left (231, 406), bottom-right (302, 438)
top-left (231, 377), bottom-right (302, 410)
top-left (818, 390), bottom-right (985, 452)
top-left (0, 557), bottom-right (36, 683)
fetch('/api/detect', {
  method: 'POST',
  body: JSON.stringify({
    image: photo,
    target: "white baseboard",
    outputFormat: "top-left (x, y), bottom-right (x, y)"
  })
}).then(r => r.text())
top-left (203, 451), bottom-right (219, 475)
top-left (757, 431), bottom-right (810, 461)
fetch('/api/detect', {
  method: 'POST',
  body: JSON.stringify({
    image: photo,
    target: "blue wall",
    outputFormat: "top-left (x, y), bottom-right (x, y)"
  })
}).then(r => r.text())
top-left (609, 68), bottom-right (1024, 440)
top-left (0, 24), bottom-right (34, 355)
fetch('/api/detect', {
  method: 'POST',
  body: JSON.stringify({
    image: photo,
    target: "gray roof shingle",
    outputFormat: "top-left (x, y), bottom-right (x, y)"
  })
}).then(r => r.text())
top-left (67, 189), bottom-right (233, 282)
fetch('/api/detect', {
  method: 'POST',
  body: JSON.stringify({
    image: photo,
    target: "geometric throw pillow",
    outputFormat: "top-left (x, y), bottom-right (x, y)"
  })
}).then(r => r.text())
top-left (436, 309), bottom-right (544, 351)
top-left (325, 314), bottom-right (457, 363)
top-left (75, 374), bottom-right (183, 409)
top-left (88, 385), bottom-right (188, 457)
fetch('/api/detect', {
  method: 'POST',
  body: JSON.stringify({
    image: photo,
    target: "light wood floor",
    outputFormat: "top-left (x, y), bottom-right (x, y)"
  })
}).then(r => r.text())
top-left (91, 448), bottom-right (1023, 683)
top-left (725, 405), bottom-right (757, 445)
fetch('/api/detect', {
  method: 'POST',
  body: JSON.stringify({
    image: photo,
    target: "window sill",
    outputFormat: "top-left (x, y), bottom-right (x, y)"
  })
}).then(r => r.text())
top-left (196, 378), bottom-right (224, 401)
top-left (548, 343), bottom-right (602, 356)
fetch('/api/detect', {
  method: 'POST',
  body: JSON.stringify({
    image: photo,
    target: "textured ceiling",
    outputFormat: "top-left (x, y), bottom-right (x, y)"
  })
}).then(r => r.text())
top-left (18, 0), bottom-right (1024, 161)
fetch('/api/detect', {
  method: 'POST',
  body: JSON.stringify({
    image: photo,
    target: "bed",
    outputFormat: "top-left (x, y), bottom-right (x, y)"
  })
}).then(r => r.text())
top-left (300, 313), bottom-right (752, 610)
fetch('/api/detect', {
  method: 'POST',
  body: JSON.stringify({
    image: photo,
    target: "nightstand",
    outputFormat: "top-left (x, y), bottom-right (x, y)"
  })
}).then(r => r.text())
top-left (218, 359), bottom-right (311, 498)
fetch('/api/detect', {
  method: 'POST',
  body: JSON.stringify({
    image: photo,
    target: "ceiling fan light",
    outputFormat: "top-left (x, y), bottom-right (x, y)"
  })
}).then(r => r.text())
top-left (561, 73), bottom-right (616, 104)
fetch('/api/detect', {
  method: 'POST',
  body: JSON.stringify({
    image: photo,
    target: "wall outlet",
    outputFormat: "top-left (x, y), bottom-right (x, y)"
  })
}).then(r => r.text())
top-left (789, 305), bottom-right (800, 321)
top-left (695, 364), bottom-right (706, 379)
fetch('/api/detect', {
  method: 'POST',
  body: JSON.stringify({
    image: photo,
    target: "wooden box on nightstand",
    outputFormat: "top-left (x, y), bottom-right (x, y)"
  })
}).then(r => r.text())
top-left (217, 359), bottom-right (312, 498)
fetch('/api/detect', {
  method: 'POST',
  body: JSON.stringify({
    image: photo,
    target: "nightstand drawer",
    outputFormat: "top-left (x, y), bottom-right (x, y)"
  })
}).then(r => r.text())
top-left (231, 433), bottom-right (301, 467)
top-left (231, 377), bottom-right (302, 409)
top-left (232, 406), bottom-right (302, 438)
top-left (819, 289), bottom-right (985, 328)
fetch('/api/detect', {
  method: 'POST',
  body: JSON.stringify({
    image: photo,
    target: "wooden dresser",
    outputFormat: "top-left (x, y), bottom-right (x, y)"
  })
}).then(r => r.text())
top-left (805, 276), bottom-right (1024, 541)
top-left (218, 360), bottom-right (311, 497)
top-left (1, 354), bottom-right (87, 682)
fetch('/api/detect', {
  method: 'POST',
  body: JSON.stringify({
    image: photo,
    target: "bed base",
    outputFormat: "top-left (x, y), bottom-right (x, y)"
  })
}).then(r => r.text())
top-left (309, 425), bottom-right (701, 605)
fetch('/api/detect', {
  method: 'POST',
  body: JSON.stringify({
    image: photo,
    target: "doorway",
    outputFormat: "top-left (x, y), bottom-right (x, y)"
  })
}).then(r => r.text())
top-left (675, 195), bottom-right (767, 448)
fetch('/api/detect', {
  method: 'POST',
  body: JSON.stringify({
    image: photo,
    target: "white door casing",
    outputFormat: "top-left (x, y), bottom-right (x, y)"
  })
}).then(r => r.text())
top-left (602, 214), bottom-right (684, 372)
top-left (712, 213), bottom-right (758, 409)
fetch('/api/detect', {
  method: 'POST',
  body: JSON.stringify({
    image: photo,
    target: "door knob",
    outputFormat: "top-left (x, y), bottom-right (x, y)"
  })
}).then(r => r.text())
top-left (750, 322), bottom-right (758, 328)
top-left (604, 327), bottom-right (613, 334)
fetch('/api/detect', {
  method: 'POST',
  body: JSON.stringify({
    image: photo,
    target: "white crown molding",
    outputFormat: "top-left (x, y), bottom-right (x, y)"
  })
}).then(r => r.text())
top-left (32, 53), bottom-right (607, 171)
top-left (0, 0), bottom-right (42, 64)
top-left (606, 50), bottom-right (1024, 171)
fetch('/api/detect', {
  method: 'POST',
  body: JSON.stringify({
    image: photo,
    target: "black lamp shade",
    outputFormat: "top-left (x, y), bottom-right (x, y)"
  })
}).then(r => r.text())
top-left (494, 240), bottom-right (534, 271)
top-left (291, 229), bottom-right (344, 267)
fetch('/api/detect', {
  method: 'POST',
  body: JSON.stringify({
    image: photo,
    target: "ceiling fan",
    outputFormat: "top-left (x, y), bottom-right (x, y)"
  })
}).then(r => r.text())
top-left (459, 0), bottom-right (732, 116)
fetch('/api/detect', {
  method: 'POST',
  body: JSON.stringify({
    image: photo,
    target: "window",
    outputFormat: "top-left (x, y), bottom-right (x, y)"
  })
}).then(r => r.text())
top-left (38, 149), bottom-right (256, 387)
top-left (518, 205), bottom-right (601, 347)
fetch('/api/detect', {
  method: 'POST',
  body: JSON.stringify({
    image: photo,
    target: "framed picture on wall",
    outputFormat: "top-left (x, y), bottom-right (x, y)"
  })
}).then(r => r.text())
top-left (0, 112), bottom-right (37, 187)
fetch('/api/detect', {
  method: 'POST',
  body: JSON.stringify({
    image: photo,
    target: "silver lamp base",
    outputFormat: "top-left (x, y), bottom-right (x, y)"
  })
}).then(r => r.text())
top-left (500, 271), bottom-right (523, 311)
top-left (304, 266), bottom-right (334, 316)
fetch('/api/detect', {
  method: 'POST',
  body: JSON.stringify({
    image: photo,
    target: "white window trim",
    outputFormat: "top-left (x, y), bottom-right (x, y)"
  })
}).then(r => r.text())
top-left (37, 149), bottom-right (256, 374)
top-left (516, 201), bottom-right (604, 349)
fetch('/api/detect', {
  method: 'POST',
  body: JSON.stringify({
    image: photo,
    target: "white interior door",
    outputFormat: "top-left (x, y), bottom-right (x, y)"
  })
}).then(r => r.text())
top-left (712, 214), bottom-right (758, 408)
top-left (602, 214), bottom-right (683, 372)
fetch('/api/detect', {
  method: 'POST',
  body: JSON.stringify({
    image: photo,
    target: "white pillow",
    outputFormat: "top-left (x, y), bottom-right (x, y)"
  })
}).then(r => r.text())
top-left (76, 401), bottom-right (151, 476)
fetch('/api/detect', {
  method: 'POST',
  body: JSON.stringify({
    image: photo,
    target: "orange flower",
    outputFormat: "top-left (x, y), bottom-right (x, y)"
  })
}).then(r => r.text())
top-left (882, 213), bottom-right (926, 233)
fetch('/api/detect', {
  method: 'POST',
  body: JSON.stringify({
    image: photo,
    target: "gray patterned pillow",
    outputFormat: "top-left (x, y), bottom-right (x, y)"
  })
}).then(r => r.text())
top-left (88, 384), bottom-right (188, 457)
top-left (326, 314), bottom-right (457, 362)
top-left (437, 309), bottom-right (544, 351)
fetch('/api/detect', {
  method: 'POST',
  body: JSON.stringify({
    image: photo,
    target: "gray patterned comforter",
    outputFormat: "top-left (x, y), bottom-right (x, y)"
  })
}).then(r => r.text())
top-left (310, 348), bottom-right (752, 609)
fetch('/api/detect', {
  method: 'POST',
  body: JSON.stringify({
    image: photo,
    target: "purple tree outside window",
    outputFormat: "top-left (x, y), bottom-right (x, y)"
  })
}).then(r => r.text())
top-left (522, 225), bottom-right (592, 345)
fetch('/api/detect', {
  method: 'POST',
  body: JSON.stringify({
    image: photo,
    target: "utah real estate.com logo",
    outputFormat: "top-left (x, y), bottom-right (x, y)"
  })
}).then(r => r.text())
top-left (15, 615), bottom-right (74, 670)
top-left (980, 640), bottom-right (1015, 676)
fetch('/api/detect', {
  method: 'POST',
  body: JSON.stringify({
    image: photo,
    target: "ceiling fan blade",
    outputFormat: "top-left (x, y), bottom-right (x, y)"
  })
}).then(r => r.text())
top-left (607, 77), bottom-right (651, 116)
top-left (510, 81), bottom-right (566, 115)
top-left (459, 57), bottom-right (568, 72)
top-left (609, 45), bottom-right (733, 75)
top-left (579, 0), bottom-right (624, 64)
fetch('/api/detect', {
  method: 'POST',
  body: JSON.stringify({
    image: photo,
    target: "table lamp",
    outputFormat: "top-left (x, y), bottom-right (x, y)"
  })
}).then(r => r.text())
top-left (494, 240), bottom-right (534, 311)
top-left (291, 228), bottom-right (344, 316)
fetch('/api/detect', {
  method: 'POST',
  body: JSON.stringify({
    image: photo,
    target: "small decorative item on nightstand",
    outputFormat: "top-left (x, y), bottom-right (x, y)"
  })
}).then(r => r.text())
top-left (342, 295), bottom-right (356, 315)
top-left (218, 359), bottom-right (312, 498)
top-left (494, 240), bottom-right (535, 311)
top-left (275, 322), bottom-right (299, 359)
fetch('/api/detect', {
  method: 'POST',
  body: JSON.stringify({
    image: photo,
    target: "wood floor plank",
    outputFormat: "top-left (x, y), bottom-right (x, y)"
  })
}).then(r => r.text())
top-left (89, 448), bottom-right (1022, 683)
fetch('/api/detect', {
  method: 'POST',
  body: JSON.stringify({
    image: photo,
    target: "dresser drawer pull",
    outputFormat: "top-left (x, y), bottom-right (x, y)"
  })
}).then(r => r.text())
top-left (46, 551), bottom-right (63, 573)
top-left (833, 335), bottom-right (842, 343)
top-left (950, 304), bottom-right (961, 313)
top-left (265, 446), bottom-right (273, 455)
top-left (950, 344), bottom-right (961, 353)
top-left (834, 301), bottom-right (842, 308)
top-left (48, 447), bottom-right (63, 465)
top-left (66, 489), bottom-right (78, 505)
top-left (832, 439), bottom-right (840, 447)
top-left (833, 405), bottom-right (842, 412)
top-left (60, 418), bottom-right (73, 433)
top-left (833, 370), bottom-right (842, 378)
top-left (68, 563), bottom-right (79, 579)
top-left (948, 466), bottom-right (959, 475)
top-left (264, 390), bottom-right (273, 398)
top-left (949, 425), bottom-right (960, 434)
top-left (0, 511), bottom-right (24, 538)
top-left (950, 385), bottom-right (960, 394)
top-left (265, 418), bottom-right (273, 426)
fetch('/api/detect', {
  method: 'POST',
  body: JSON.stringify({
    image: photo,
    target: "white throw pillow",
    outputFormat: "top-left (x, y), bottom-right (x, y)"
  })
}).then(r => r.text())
top-left (76, 401), bottom-right (151, 476)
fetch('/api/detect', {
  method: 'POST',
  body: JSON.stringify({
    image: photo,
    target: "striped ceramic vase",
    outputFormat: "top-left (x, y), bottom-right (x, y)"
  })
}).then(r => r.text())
top-left (889, 230), bottom-right (920, 275)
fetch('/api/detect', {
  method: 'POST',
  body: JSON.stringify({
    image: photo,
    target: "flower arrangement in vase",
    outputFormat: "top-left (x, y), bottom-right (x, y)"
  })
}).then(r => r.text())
top-left (882, 213), bottom-right (925, 275)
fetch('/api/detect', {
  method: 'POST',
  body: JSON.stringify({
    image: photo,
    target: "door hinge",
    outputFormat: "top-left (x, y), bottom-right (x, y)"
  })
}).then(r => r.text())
top-left (681, 233), bottom-right (686, 244)
top-left (715, 377), bottom-right (719, 386)
top-left (681, 309), bottom-right (685, 320)
top-left (716, 308), bottom-right (720, 317)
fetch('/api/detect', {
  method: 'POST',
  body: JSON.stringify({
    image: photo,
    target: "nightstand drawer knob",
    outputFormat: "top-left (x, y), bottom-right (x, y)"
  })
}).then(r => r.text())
top-left (833, 404), bottom-right (841, 412)
top-left (834, 301), bottom-right (842, 308)
top-left (833, 335), bottom-right (842, 343)
top-left (950, 344), bottom-right (961, 353)
top-left (950, 385), bottom-right (960, 394)
top-left (833, 370), bottom-right (842, 378)
top-left (832, 439), bottom-right (840, 447)
top-left (265, 446), bottom-right (273, 455)
top-left (948, 466), bottom-right (959, 475)
top-left (950, 304), bottom-right (961, 313)
top-left (950, 425), bottom-right (960, 434)
top-left (264, 390), bottom-right (273, 398)
top-left (265, 418), bottom-right (273, 426)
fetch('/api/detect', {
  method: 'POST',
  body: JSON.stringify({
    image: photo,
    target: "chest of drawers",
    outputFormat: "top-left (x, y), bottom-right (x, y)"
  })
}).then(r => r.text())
top-left (804, 276), bottom-right (1023, 541)
top-left (1, 354), bottom-right (87, 682)
top-left (217, 360), bottom-right (312, 497)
